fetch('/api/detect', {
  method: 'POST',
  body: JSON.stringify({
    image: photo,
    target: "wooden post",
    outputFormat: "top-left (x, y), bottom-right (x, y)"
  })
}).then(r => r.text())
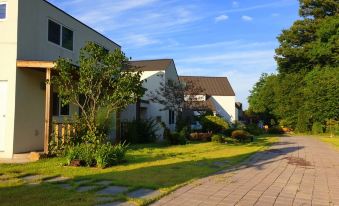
top-left (44, 68), bottom-right (52, 154)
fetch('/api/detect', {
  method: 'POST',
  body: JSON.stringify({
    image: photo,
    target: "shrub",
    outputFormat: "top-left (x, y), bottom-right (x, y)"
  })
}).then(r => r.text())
top-left (95, 142), bottom-right (128, 168)
top-left (189, 132), bottom-right (213, 141)
top-left (224, 137), bottom-right (238, 144)
top-left (66, 143), bottom-right (128, 168)
top-left (267, 126), bottom-right (285, 134)
top-left (224, 128), bottom-right (237, 137)
top-left (245, 124), bottom-right (264, 136)
top-left (211, 134), bottom-right (224, 143)
top-left (231, 130), bottom-right (253, 142)
top-left (326, 119), bottom-right (339, 135)
top-left (167, 132), bottom-right (187, 145)
top-left (200, 115), bottom-right (230, 133)
top-left (312, 122), bottom-right (324, 134)
top-left (122, 119), bottom-right (158, 144)
top-left (66, 144), bottom-right (96, 167)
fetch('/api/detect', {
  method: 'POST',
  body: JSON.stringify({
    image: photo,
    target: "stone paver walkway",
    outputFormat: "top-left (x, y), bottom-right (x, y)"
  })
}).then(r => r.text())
top-left (153, 136), bottom-right (339, 206)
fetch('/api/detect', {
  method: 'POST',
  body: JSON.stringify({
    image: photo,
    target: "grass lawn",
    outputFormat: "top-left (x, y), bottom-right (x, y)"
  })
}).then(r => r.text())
top-left (0, 136), bottom-right (277, 206)
top-left (319, 136), bottom-right (339, 150)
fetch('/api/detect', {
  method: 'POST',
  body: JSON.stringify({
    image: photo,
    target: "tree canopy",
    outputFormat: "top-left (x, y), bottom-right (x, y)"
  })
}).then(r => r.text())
top-left (248, 0), bottom-right (339, 131)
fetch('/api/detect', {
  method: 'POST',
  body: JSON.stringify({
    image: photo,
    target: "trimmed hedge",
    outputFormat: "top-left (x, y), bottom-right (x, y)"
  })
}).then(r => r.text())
top-left (200, 115), bottom-right (230, 133)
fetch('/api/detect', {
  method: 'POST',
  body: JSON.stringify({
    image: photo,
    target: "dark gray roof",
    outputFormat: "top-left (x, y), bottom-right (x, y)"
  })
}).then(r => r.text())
top-left (179, 76), bottom-right (235, 96)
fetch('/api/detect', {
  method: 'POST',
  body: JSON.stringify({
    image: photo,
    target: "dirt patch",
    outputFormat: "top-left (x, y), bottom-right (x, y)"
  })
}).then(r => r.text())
top-left (285, 157), bottom-right (312, 167)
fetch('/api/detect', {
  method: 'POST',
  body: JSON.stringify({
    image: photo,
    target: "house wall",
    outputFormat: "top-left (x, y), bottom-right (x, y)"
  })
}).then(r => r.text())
top-left (0, 0), bottom-right (19, 158)
top-left (211, 96), bottom-right (237, 123)
top-left (164, 61), bottom-right (179, 131)
top-left (6, 0), bottom-right (121, 155)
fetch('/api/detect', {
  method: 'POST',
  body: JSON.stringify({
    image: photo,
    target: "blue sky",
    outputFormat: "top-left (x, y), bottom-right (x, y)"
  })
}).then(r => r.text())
top-left (48, 0), bottom-right (300, 109)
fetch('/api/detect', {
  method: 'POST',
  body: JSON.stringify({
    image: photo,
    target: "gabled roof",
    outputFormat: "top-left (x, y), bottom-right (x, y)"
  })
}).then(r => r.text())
top-left (179, 76), bottom-right (235, 96)
top-left (129, 59), bottom-right (173, 71)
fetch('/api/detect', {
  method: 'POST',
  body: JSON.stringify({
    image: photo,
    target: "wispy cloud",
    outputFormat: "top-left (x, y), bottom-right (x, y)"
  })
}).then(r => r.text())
top-left (242, 15), bottom-right (253, 21)
top-left (232, 1), bottom-right (240, 8)
top-left (215, 14), bottom-right (229, 22)
top-left (222, 1), bottom-right (297, 13)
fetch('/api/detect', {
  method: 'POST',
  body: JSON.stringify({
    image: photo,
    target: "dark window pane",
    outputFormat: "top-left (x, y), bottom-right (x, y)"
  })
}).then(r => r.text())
top-left (60, 104), bottom-right (70, 116)
top-left (48, 20), bottom-right (61, 45)
top-left (52, 93), bottom-right (59, 116)
top-left (62, 26), bottom-right (73, 50)
top-left (0, 4), bottom-right (6, 19)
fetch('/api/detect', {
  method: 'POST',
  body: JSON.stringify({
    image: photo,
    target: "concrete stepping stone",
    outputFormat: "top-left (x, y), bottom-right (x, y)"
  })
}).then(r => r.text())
top-left (74, 179), bottom-right (92, 185)
top-left (96, 201), bottom-right (135, 206)
top-left (76, 185), bottom-right (98, 192)
top-left (96, 186), bottom-right (128, 196)
top-left (95, 180), bottom-right (113, 186)
top-left (127, 188), bottom-right (161, 199)
top-left (45, 176), bottom-right (70, 183)
top-left (58, 183), bottom-right (73, 190)
top-left (21, 174), bottom-right (45, 184)
top-left (213, 160), bottom-right (230, 167)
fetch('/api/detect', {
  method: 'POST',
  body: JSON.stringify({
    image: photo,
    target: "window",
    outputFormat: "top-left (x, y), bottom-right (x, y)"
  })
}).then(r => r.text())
top-left (169, 110), bottom-right (175, 124)
top-left (48, 19), bottom-right (73, 51)
top-left (0, 3), bottom-right (7, 20)
top-left (52, 92), bottom-right (70, 116)
top-left (62, 26), bottom-right (73, 50)
top-left (48, 20), bottom-right (61, 45)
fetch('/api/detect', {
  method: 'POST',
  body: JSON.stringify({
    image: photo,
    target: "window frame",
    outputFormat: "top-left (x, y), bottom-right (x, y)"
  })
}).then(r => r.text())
top-left (52, 92), bottom-right (70, 117)
top-left (0, 2), bottom-right (7, 21)
top-left (169, 110), bottom-right (175, 125)
top-left (47, 18), bottom-right (74, 52)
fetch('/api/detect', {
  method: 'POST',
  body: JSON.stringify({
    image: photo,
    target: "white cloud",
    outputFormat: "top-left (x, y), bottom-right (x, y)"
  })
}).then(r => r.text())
top-left (215, 14), bottom-right (229, 22)
top-left (272, 13), bottom-right (280, 17)
top-left (232, 1), bottom-right (239, 8)
top-left (122, 34), bottom-right (159, 47)
top-left (242, 15), bottom-right (253, 21)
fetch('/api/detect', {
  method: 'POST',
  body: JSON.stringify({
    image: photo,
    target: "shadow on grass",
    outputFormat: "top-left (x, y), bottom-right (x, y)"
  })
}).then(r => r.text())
top-left (0, 135), bottom-right (302, 206)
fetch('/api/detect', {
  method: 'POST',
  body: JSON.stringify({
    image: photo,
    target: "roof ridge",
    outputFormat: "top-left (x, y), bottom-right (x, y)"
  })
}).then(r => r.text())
top-left (179, 75), bottom-right (228, 79)
top-left (130, 59), bottom-right (173, 62)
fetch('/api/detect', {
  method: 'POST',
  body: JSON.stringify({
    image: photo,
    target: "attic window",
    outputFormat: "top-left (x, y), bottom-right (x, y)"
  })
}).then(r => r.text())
top-left (48, 19), bottom-right (74, 51)
top-left (0, 3), bottom-right (7, 20)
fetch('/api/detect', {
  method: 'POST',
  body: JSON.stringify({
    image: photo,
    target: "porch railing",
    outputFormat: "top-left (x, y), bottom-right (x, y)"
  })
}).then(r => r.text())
top-left (52, 122), bottom-right (76, 144)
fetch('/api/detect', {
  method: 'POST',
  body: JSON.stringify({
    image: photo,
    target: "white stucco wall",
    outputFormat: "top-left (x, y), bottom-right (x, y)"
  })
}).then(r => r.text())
top-left (0, 0), bottom-right (19, 158)
top-left (211, 96), bottom-right (237, 123)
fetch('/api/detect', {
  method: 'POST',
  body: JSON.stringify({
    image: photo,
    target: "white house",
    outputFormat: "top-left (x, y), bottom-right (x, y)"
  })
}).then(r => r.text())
top-left (120, 59), bottom-right (179, 139)
top-left (179, 76), bottom-right (238, 123)
top-left (0, 0), bottom-right (120, 158)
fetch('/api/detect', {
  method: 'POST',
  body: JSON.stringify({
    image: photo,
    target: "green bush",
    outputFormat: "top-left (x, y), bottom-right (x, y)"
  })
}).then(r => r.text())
top-left (168, 132), bottom-right (187, 145)
top-left (66, 144), bottom-right (96, 167)
top-left (224, 128), bottom-right (236, 137)
top-left (267, 126), bottom-right (285, 134)
top-left (95, 142), bottom-right (128, 168)
top-left (211, 134), bottom-right (224, 143)
top-left (224, 137), bottom-right (238, 144)
top-left (326, 119), bottom-right (339, 135)
top-left (66, 143), bottom-right (128, 168)
top-left (231, 130), bottom-right (252, 142)
top-left (312, 122), bottom-right (324, 134)
top-left (245, 124), bottom-right (264, 136)
top-left (200, 115), bottom-right (230, 133)
top-left (123, 119), bottom-right (158, 144)
top-left (189, 132), bottom-right (212, 141)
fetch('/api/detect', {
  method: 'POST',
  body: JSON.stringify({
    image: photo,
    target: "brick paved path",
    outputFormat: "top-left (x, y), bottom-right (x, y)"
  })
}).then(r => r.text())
top-left (153, 136), bottom-right (339, 206)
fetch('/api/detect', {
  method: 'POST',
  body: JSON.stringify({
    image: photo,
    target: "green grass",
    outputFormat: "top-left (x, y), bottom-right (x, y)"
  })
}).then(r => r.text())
top-left (0, 136), bottom-right (277, 206)
top-left (319, 136), bottom-right (339, 150)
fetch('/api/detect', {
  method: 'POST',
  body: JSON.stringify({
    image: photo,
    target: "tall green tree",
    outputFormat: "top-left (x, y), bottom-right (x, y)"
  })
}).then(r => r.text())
top-left (275, 0), bottom-right (339, 74)
top-left (53, 42), bottom-right (144, 142)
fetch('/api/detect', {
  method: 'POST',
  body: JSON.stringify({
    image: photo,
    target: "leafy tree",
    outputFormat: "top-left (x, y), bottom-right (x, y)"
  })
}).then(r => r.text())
top-left (53, 42), bottom-right (144, 143)
top-left (148, 79), bottom-right (205, 113)
top-left (303, 68), bottom-right (339, 122)
top-left (275, 0), bottom-right (338, 74)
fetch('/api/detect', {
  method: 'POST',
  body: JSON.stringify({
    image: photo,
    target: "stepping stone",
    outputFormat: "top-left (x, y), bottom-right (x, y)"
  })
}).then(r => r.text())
top-left (58, 183), bottom-right (72, 190)
top-left (95, 180), bottom-right (113, 186)
top-left (74, 179), bottom-right (92, 185)
top-left (127, 188), bottom-right (161, 199)
top-left (45, 176), bottom-right (70, 183)
top-left (77, 185), bottom-right (97, 192)
top-left (21, 175), bottom-right (45, 184)
top-left (96, 201), bottom-right (135, 206)
top-left (96, 186), bottom-right (128, 196)
top-left (96, 197), bottom-right (114, 202)
top-left (213, 160), bottom-right (230, 167)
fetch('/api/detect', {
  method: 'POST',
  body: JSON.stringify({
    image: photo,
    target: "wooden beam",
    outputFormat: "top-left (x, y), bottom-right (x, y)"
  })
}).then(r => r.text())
top-left (17, 60), bottom-right (55, 69)
top-left (44, 68), bottom-right (52, 154)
